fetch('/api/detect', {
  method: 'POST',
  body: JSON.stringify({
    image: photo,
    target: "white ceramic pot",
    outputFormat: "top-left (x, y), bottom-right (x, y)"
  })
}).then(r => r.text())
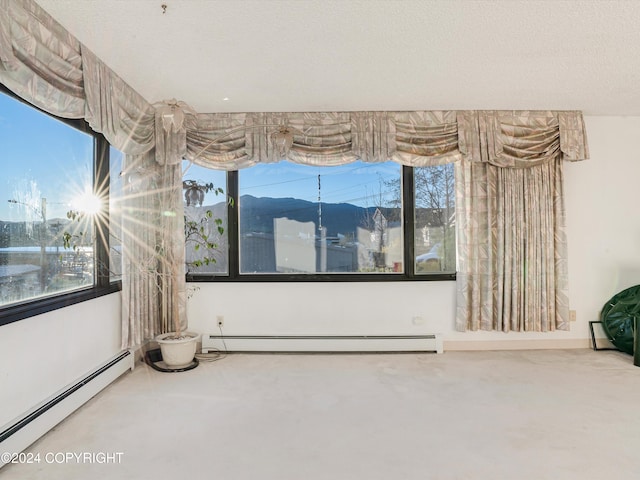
top-left (155, 332), bottom-right (200, 368)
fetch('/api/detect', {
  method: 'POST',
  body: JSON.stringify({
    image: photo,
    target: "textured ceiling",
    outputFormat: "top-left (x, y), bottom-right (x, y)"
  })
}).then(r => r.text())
top-left (35, 0), bottom-right (640, 115)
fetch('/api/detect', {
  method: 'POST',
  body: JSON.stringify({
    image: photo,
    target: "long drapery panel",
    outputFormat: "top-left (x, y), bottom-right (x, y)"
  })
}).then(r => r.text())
top-left (120, 151), bottom-right (161, 348)
top-left (455, 111), bottom-right (585, 332)
top-left (120, 150), bottom-right (186, 347)
top-left (455, 158), bottom-right (569, 331)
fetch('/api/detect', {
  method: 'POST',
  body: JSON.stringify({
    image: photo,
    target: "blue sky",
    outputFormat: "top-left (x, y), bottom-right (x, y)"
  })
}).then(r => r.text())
top-left (185, 160), bottom-right (401, 208)
top-left (1, 92), bottom-right (93, 221)
top-left (1, 91), bottom-right (401, 222)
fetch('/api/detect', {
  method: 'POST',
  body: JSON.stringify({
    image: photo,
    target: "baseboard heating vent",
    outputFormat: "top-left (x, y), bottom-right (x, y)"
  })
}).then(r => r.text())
top-left (202, 334), bottom-right (443, 354)
top-left (0, 350), bottom-right (134, 468)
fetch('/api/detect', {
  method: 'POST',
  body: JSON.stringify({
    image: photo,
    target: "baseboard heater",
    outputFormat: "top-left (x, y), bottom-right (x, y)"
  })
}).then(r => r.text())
top-left (0, 350), bottom-right (134, 468)
top-left (202, 334), bottom-right (443, 354)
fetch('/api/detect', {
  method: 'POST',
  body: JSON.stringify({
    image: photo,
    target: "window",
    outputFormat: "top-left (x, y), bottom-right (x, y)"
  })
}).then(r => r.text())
top-left (186, 160), bottom-right (456, 281)
top-left (182, 162), bottom-right (228, 275)
top-left (0, 88), bottom-right (117, 323)
top-left (414, 164), bottom-right (456, 274)
top-left (239, 161), bottom-right (402, 274)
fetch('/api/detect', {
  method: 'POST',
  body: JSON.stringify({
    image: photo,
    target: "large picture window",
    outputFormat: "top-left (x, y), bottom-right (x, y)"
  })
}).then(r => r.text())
top-left (0, 89), bottom-right (117, 322)
top-left (186, 161), bottom-right (456, 281)
top-left (239, 161), bottom-right (402, 274)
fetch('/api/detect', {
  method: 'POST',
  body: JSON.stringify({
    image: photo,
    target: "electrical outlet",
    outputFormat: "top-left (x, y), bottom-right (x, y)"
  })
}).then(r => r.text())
top-left (216, 315), bottom-right (224, 327)
top-left (412, 316), bottom-right (425, 325)
top-left (569, 310), bottom-right (576, 322)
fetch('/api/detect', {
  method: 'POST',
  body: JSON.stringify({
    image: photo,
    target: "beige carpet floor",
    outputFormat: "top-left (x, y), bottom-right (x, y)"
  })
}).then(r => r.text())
top-left (2, 349), bottom-right (639, 480)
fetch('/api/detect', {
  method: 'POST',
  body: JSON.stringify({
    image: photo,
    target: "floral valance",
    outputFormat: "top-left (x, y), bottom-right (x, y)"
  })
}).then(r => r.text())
top-left (477, 110), bottom-right (589, 168)
top-left (184, 110), bottom-right (589, 170)
top-left (1, 2), bottom-right (590, 169)
top-left (183, 111), bottom-right (470, 169)
top-left (0, 0), bottom-right (154, 155)
top-left (82, 47), bottom-right (154, 155)
top-left (0, 0), bottom-right (85, 118)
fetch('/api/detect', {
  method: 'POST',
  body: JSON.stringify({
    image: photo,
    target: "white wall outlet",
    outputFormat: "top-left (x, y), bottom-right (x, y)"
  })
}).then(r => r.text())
top-left (216, 315), bottom-right (224, 327)
top-left (412, 315), bottom-right (425, 325)
top-left (569, 310), bottom-right (576, 322)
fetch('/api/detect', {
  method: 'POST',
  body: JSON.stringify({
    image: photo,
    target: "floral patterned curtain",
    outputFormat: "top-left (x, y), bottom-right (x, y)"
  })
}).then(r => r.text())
top-left (183, 111), bottom-right (469, 168)
top-left (455, 111), bottom-right (588, 332)
top-left (0, 0), bottom-right (85, 117)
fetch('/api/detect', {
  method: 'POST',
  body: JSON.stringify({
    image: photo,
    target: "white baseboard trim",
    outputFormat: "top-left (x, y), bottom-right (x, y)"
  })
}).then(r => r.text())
top-left (203, 334), bottom-right (444, 354)
top-left (0, 350), bottom-right (134, 468)
top-left (444, 338), bottom-right (593, 351)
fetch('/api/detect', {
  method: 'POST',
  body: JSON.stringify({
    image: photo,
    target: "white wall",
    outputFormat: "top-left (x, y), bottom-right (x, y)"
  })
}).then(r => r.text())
top-left (563, 116), bottom-right (640, 344)
top-left (0, 292), bottom-right (122, 429)
top-left (187, 116), bottom-right (640, 350)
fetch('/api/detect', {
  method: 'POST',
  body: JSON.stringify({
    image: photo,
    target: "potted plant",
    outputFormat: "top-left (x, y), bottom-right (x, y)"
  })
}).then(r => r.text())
top-left (63, 179), bottom-right (226, 371)
top-left (154, 180), bottom-right (225, 369)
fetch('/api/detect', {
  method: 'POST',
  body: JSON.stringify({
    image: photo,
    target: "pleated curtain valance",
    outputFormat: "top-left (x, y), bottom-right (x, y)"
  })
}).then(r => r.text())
top-left (183, 110), bottom-right (589, 171)
top-left (81, 47), bottom-right (155, 155)
top-left (1, 2), bottom-right (590, 168)
top-left (476, 110), bottom-right (590, 168)
top-left (0, 0), bottom-right (85, 118)
top-left (0, 0), bottom-right (155, 155)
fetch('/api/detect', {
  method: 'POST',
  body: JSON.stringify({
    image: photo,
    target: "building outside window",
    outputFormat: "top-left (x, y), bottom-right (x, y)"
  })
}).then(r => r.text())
top-left (238, 160), bottom-right (402, 274)
top-left (413, 164), bottom-right (456, 274)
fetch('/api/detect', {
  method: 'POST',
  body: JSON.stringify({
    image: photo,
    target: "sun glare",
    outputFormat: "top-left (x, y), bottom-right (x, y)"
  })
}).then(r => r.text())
top-left (72, 190), bottom-right (102, 215)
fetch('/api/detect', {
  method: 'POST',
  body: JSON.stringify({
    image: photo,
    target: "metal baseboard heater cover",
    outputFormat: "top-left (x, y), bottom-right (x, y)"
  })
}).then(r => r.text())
top-left (202, 334), bottom-right (443, 354)
top-left (0, 350), bottom-right (134, 468)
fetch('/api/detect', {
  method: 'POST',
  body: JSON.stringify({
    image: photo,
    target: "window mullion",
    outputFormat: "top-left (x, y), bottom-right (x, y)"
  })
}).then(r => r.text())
top-left (403, 166), bottom-right (415, 278)
top-left (227, 170), bottom-right (240, 279)
top-left (94, 135), bottom-right (110, 288)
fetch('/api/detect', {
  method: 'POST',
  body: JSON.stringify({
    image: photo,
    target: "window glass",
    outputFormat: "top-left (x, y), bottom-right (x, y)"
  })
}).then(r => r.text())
top-left (239, 161), bottom-right (402, 274)
top-left (182, 162), bottom-right (228, 275)
top-left (414, 163), bottom-right (456, 274)
top-left (1, 92), bottom-right (95, 306)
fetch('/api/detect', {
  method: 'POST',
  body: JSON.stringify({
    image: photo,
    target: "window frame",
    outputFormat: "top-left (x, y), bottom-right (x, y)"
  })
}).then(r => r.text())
top-left (0, 85), bottom-right (120, 327)
top-left (186, 167), bottom-right (457, 283)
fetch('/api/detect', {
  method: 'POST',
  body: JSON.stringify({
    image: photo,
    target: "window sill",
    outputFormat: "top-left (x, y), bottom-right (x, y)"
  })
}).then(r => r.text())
top-left (186, 273), bottom-right (456, 283)
top-left (0, 282), bottom-right (121, 327)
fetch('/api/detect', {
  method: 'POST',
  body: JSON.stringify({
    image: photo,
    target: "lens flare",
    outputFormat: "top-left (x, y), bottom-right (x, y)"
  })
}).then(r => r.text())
top-left (72, 191), bottom-right (102, 215)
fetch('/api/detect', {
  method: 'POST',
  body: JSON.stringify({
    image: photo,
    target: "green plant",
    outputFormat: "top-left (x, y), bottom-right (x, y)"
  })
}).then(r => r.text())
top-left (63, 180), bottom-right (227, 338)
top-left (64, 181), bottom-right (226, 269)
top-left (184, 209), bottom-right (223, 268)
top-left (182, 179), bottom-right (227, 271)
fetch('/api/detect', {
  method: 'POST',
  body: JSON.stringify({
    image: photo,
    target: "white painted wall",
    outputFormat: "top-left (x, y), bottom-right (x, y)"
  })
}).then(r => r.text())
top-left (0, 292), bottom-right (122, 429)
top-left (187, 116), bottom-right (640, 350)
top-left (564, 116), bottom-right (640, 344)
